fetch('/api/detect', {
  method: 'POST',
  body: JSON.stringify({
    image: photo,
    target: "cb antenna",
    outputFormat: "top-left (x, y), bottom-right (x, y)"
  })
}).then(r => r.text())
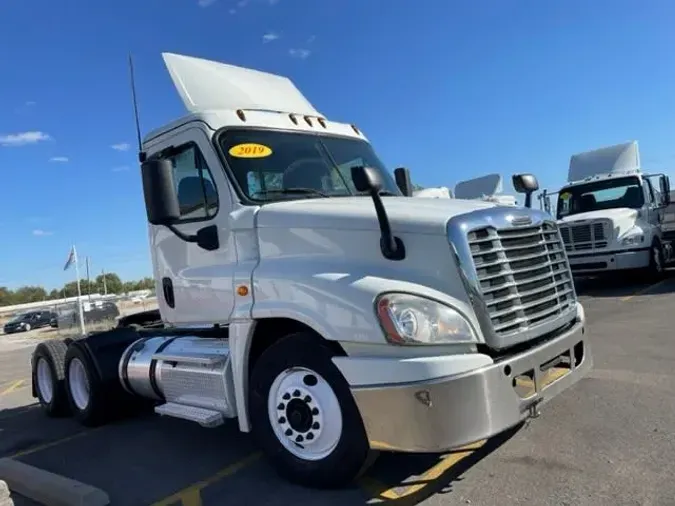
top-left (128, 53), bottom-right (146, 163)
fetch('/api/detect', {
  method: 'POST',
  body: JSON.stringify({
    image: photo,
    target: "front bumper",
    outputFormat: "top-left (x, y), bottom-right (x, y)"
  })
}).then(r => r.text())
top-left (567, 247), bottom-right (650, 274)
top-left (350, 317), bottom-right (592, 453)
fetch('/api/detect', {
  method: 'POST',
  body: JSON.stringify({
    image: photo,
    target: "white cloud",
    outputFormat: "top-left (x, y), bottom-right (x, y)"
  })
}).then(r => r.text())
top-left (289, 48), bottom-right (311, 60)
top-left (307, 35), bottom-right (316, 44)
top-left (198, 0), bottom-right (217, 6)
top-left (229, 8), bottom-right (236, 14)
top-left (49, 156), bottom-right (69, 163)
top-left (32, 229), bottom-right (53, 237)
top-left (112, 166), bottom-right (130, 172)
top-left (111, 142), bottom-right (131, 151)
top-left (263, 32), bottom-right (279, 43)
top-left (269, 0), bottom-right (280, 4)
top-left (0, 131), bottom-right (51, 147)
top-left (237, 0), bottom-right (249, 7)
top-left (25, 101), bottom-right (37, 107)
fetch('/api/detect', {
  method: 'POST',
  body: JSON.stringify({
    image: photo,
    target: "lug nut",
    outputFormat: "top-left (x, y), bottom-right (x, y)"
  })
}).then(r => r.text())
top-left (306, 432), bottom-right (314, 440)
top-left (282, 393), bottom-right (290, 400)
top-left (311, 407), bottom-right (319, 415)
top-left (304, 395), bottom-right (312, 403)
top-left (312, 422), bottom-right (320, 430)
top-left (285, 429), bottom-right (292, 436)
top-left (278, 417), bottom-right (286, 424)
top-left (277, 403), bottom-right (285, 410)
top-left (296, 435), bottom-right (304, 443)
top-left (293, 390), bottom-right (300, 397)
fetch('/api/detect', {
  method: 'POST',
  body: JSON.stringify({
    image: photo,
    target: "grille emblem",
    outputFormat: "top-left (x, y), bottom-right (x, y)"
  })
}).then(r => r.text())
top-left (510, 215), bottom-right (532, 226)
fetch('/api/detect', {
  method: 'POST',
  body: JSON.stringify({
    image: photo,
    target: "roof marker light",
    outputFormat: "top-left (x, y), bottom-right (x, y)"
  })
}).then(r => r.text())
top-left (236, 109), bottom-right (247, 122)
top-left (304, 115), bottom-right (313, 127)
top-left (317, 117), bottom-right (327, 128)
top-left (351, 124), bottom-right (360, 135)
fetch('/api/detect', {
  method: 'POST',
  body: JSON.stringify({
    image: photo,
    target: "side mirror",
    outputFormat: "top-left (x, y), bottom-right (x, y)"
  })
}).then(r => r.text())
top-left (660, 175), bottom-right (671, 206)
top-left (512, 173), bottom-right (539, 209)
top-left (393, 167), bottom-right (413, 196)
top-left (141, 159), bottom-right (180, 225)
top-left (351, 166), bottom-right (383, 193)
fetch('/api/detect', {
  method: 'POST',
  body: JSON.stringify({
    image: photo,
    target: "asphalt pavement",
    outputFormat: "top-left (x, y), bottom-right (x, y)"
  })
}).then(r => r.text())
top-left (2, 273), bottom-right (675, 506)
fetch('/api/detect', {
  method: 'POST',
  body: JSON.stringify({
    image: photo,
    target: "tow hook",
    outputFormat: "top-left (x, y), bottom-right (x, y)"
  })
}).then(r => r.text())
top-left (528, 398), bottom-right (543, 419)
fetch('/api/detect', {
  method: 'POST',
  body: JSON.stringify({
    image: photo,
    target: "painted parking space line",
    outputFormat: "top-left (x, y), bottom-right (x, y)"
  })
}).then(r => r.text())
top-left (0, 380), bottom-right (25, 397)
top-left (363, 440), bottom-right (486, 501)
top-left (150, 452), bottom-right (261, 506)
top-left (8, 428), bottom-right (103, 459)
top-left (620, 278), bottom-right (670, 301)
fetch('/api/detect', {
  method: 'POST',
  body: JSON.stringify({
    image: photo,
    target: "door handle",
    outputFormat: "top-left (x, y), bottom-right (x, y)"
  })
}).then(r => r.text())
top-left (162, 277), bottom-right (175, 308)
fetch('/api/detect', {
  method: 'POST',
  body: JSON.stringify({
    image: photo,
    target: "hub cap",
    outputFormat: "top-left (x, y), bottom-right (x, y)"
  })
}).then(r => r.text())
top-left (267, 367), bottom-right (342, 461)
top-left (36, 358), bottom-right (53, 404)
top-left (68, 358), bottom-right (90, 411)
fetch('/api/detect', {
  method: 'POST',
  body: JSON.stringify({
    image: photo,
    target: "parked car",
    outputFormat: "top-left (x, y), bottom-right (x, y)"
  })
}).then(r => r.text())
top-left (3, 310), bottom-right (55, 334)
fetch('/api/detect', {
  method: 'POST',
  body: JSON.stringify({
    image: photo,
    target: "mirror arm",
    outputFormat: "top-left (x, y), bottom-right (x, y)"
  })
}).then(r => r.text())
top-left (370, 189), bottom-right (405, 260)
top-left (165, 223), bottom-right (198, 243)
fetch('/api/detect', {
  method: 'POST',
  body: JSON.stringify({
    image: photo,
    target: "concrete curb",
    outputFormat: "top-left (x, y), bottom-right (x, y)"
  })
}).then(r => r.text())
top-left (0, 458), bottom-right (109, 506)
top-left (0, 480), bottom-right (14, 506)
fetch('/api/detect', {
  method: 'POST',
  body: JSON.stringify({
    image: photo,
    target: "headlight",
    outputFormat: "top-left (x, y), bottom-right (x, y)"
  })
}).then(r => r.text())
top-left (375, 293), bottom-right (477, 345)
top-left (621, 234), bottom-right (644, 245)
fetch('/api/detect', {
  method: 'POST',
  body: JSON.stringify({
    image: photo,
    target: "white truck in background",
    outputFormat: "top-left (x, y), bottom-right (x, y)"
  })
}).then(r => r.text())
top-left (29, 52), bottom-right (592, 489)
top-left (539, 141), bottom-right (672, 278)
top-left (414, 173), bottom-right (518, 206)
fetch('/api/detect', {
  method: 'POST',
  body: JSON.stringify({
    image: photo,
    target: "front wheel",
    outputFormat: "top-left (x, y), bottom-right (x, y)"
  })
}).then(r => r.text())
top-left (646, 242), bottom-right (665, 280)
top-left (249, 332), bottom-right (376, 489)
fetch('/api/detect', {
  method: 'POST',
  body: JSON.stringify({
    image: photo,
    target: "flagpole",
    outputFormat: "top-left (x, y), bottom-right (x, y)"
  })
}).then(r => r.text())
top-left (73, 246), bottom-right (86, 335)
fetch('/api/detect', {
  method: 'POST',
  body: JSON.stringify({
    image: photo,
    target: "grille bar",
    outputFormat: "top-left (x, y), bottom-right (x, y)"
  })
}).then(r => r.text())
top-left (468, 222), bottom-right (575, 338)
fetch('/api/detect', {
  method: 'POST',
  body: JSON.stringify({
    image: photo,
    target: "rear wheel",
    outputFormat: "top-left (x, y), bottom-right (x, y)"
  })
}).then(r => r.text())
top-left (249, 332), bottom-right (376, 489)
top-left (32, 341), bottom-right (70, 417)
top-left (64, 345), bottom-right (110, 427)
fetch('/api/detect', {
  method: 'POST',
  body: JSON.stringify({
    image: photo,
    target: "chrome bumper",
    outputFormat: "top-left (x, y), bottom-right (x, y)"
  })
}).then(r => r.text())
top-left (350, 319), bottom-right (592, 453)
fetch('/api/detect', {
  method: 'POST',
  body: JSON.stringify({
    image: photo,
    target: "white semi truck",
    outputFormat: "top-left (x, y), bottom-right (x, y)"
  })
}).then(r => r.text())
top-left (539, 141), bottom-right (672, 278)
top-left (29, 52), bottom-right (592, 489)
top-left (414, 173), bottom-right (518, 206)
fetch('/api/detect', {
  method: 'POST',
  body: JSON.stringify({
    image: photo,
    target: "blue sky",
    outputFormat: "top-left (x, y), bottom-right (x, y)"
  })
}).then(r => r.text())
top-left (2, 0), bottom-right (675, 290)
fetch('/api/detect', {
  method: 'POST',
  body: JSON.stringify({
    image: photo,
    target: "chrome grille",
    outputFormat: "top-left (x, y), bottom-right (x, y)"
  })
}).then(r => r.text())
top-left (559, 221), bottom-right (608, 251)
top-left (468, 222), bottom-right (575, 337)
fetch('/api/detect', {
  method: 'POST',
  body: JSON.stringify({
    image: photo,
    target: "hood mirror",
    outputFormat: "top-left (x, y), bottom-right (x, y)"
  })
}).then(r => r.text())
top-left (512, 173), bottom-right (539, 208)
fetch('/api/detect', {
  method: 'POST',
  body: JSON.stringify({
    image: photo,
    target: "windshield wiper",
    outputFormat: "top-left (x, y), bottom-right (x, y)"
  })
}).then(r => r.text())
top-left (255, 188), bottom-right (330, 199)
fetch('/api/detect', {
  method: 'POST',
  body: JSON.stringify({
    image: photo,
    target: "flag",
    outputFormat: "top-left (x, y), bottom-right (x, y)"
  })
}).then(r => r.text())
top-left (64, 245), bottom-right (77, 271)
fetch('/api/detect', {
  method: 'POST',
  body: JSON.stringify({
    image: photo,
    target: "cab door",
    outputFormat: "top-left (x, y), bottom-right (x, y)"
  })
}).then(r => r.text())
top-left (148, 126), bottom-right (237, 327)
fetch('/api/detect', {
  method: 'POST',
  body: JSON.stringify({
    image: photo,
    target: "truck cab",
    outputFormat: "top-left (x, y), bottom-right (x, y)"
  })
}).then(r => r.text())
top-left (542, 142), bottom-right (671, 277)
top-left (413, 173), bottom-right (518, 206)
top-left (30, 52), bottom-right (593, 490)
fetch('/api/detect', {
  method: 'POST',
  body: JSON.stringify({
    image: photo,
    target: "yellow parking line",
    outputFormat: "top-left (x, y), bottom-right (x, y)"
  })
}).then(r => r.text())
top-left (10, 428), bottom-right (102, 459)
top-left (372, 440), bottom-right (486, 500)
top-left (621, 279), bottom-right (669, 301)
top-left (0, 380), bottom-right (25, 397)
top-left (151, 452), bottom-right (261, 506)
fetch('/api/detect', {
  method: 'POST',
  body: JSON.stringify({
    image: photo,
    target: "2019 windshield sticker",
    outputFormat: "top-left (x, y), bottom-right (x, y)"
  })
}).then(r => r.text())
top-left (560, 192), bottom-right (572, 201)
top-left (229, 143), bottom-right (273, 158)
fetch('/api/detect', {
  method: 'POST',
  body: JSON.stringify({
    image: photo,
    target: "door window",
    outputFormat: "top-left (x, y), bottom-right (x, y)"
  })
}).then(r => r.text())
top-left (164, 144), bottom-right (219, 221)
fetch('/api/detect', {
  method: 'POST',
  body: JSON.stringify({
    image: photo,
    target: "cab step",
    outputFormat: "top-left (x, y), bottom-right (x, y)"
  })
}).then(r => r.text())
top-left (154, 402), bottom-right (224, 428)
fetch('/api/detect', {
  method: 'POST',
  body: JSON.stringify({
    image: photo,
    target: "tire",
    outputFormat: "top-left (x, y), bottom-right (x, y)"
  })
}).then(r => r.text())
top-left (646, 241), bottom-right (665, 281)
top-left (64, 345), bottom-right (112, 427)
top-left (248, 332), bottom-right (376, 489)
top-left (32, 341), bottom-right (71, 417)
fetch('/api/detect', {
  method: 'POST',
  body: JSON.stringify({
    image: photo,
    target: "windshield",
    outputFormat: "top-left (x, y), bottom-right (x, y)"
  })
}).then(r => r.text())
top-left (218, 129), bottom-right (402, 202)
top-left (7, 313), bottom-right (31, 324)
top-left (556, 176), bottom-right (644, 219)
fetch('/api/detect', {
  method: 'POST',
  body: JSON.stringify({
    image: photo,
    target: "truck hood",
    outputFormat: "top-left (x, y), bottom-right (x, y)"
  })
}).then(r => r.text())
top-left (256, 196), bottom-right (498, 235)
top-left (558, 208), bottom-right (638, 225)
